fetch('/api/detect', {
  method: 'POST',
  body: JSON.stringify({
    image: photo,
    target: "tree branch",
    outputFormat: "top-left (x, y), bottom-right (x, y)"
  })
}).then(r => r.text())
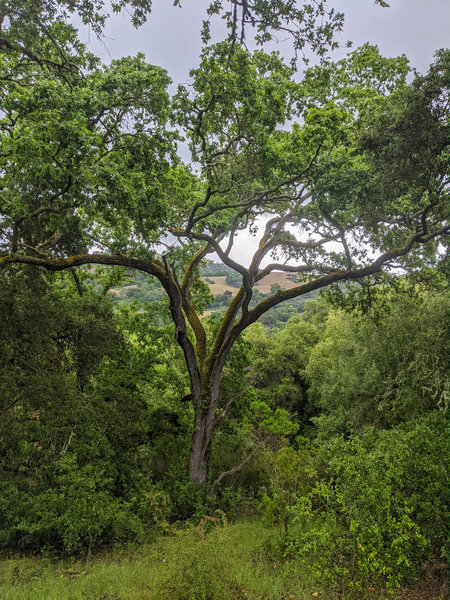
top-left (207, 226), bottom-right (449, 382)
top-left (215, 374), bottom-right (258, 427)
top-left (208, 435), bottom-right (271, 496)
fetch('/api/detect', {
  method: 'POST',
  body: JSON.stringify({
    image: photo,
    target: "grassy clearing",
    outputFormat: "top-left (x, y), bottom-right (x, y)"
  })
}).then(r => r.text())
top-left (0, 520), bottom-right (317, 600)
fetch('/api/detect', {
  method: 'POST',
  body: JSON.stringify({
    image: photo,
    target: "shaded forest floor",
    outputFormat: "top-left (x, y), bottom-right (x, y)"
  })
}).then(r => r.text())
top-left (0, 520), bottom-right (447, 600)
top-left (396, 561), bottom-right (448, 600)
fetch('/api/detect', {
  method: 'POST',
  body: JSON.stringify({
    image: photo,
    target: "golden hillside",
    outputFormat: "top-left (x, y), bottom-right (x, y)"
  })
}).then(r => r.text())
top-left (201, 272), bottom-right (298, 296)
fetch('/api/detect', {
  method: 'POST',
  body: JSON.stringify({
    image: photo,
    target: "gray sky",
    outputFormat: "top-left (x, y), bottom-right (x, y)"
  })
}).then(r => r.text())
top-left (81, 0), bottom-right (450, 81)
top-left (331, 0), bottom-right (450, 72)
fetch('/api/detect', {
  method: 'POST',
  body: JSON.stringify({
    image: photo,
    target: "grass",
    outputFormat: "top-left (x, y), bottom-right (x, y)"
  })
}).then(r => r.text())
top-left (3, 519), bottom-right (441, 600)
top-left (0, 520), bottom-right (316, 600)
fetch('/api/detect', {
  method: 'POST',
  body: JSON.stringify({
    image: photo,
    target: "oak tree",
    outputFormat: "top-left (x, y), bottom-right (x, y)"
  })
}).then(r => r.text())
top-left (1, 21), bottom-right (448, 483)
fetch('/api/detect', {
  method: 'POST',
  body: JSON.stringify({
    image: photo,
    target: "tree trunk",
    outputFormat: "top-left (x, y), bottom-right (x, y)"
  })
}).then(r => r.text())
top-left (188, 413), bottom-right (208, 484)
top-left (187, 350), bottom-right (238, 484)
top-left (189, 412), bottom-right (219, 483)
top-left (188, 391), bottom-right (218, 484)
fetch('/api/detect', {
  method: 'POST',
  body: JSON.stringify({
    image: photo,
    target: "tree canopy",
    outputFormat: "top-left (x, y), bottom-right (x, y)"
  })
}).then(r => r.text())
top-left (0, 0), bottom-right (346, 74)
top-left (1, 25), bottom-right (449, 481)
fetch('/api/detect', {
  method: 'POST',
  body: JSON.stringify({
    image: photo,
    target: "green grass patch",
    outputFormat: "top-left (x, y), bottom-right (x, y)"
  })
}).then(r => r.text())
top-left (0, 520), bottom-right (317, 600)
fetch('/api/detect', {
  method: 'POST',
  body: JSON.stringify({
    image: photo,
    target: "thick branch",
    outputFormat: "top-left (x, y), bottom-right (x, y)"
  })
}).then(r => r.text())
top-left (0, 252), bottom-right (165, 277)
top-left (178, 245), bottom-right (212, 364)
top-left (182, 296), bottom-right (208, 365)
top-left (208, 227), bottom-right (448, 380)
top-left (180, 244), bottom-right (211, 296)
top-left (178, 230), bottom-right (249, 281)
top-left (70, 269), bottom-right (83, 297)
top-left (205, 285), bottom-right (246, 380)
top-left (255, 262), bottom-right (327, 282)
top-left (186, 230), bottom-right (254, 317)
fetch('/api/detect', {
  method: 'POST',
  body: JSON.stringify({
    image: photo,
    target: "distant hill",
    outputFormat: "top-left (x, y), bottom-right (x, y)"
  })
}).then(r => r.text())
top-left (201, 271), bottom-right (299, 296)
top-left (109, 262), bottom-right (318, 328)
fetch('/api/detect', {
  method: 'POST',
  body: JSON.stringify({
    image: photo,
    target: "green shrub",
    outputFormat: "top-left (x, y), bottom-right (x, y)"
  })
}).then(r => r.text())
top-left (225, 272), bottom-right (242, 288)
top-left (260, 443), bottom-right (316, 542)
top-left (278, 414), bottom-right (447, 598)
top-left (155, 523), bottom-right (236, 600)
top-left (7, 455), bottom-right (145, 556)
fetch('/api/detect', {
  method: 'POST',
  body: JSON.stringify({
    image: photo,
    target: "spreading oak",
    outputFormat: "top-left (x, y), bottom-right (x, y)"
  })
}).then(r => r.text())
top-left (0, 10), bottom-right (448, 483)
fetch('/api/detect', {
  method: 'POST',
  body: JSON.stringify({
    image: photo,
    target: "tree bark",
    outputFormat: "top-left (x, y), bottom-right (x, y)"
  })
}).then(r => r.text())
top-left (188, 401), bottom-right (216, 484)
top-left (188, 407), bottom-right (208, 484)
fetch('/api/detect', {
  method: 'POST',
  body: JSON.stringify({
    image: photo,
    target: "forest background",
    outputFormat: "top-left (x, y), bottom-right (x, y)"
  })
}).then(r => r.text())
top-left (0, 1), bottom-right (448, 599)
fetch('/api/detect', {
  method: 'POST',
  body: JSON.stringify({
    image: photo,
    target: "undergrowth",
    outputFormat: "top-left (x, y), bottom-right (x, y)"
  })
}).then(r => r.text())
top-left (0, 520), bottom-right (312, 600)
top-left (0, 518), bottom-right (444, 600)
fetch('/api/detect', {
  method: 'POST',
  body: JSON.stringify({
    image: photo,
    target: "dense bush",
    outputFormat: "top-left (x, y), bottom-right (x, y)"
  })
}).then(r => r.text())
top-left (307, 294), bottom-right (448, 438)
top-left (0, 273), bottom-right (187, 555)
top-left (156, 523), bottom-right (236, 600)
top-left (266, 414), bottom-right (449, 598)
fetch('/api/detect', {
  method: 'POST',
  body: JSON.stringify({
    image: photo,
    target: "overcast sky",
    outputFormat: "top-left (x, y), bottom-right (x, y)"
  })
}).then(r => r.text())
top-left (80, 0), bottom-right (450, 81)
top-left (77, 1), bottom-right (449, 266)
